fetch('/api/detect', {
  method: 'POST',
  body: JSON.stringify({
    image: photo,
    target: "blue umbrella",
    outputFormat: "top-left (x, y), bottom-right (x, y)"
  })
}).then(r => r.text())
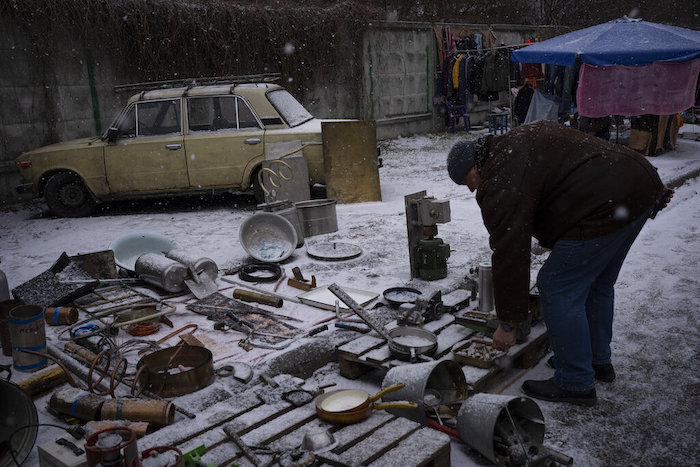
top-left (511, 17), bottom-right (700, 67)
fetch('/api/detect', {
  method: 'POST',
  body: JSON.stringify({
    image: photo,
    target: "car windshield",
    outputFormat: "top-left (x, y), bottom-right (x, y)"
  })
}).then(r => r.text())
top-left (267, 89), bottom-right (313, 127)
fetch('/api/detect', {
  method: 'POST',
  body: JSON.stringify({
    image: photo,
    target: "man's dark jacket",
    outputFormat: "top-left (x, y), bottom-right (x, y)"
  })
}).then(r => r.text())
top-left (476, 120), bottom-right (665, 322)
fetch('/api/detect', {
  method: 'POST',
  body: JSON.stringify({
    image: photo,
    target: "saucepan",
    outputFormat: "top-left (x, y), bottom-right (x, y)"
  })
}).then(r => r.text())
top-left (315, 382), bottom-right (418, 424)
top-left (388, 326), bottom-right (438, 362)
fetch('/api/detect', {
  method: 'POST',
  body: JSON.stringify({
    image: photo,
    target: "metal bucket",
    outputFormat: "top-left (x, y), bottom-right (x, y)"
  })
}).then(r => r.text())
top-left (0, 380), bottom-right (38, 467)
top-left (49, 387), bottom-right (106, 421)
top-left (8, 304), bottom-right (47, 372)
top-left (134, 254), bottom-right (188, 293)
top-left (457, 393), bottom-right (545, 465)
top-left (380, 360), bottom-right (468, 426)
top-left (101, 398), bottom-right (175, 427)
top-left (478, 263), bottom-right (495, 312)
top-left (259, 200), bottom-right (305, 248)
top-left (0, 299), bottom-right (23, 356)
top-left (165, 249), bottom-right (218, 281)
top-left (294, 199), bottom-right (338, 237)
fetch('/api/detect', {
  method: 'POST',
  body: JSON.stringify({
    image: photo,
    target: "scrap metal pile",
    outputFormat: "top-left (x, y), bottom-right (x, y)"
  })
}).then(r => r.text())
top-left (0, 218), bottom-right (569, 467)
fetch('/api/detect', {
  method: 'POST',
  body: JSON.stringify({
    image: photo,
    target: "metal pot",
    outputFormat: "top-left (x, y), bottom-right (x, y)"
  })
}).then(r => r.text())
top-left (294, 199), bottom-right (338, 237)
top-left (388, 326), bottom-right (438, 362)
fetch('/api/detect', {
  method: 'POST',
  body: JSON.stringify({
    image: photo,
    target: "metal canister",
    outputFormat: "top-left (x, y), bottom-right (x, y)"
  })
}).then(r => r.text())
top-left (8, 304), bottom-right (47, 372)
top-left (165, 249), bottom-right (218, 281)
top-left (478, 263), bottom-right (495, 313)
top-left (259, 200), bottom-right (305, 247)
top-left (101, 398), bottom-right (175, 427)
top-left (44, 307), bottom-right (79, 326)
top-left (0, 299), bottom-right (23, 356)
top-left (294, 199), bottom-right (338, 238)
top-left (134, 254), bottom-right (188, 293)
top-left (49, 386), bottom-right (105, 420)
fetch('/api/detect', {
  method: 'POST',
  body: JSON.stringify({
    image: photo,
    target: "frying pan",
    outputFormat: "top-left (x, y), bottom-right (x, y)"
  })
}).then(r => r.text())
top-left (315, 383), bottom-right (418, 424)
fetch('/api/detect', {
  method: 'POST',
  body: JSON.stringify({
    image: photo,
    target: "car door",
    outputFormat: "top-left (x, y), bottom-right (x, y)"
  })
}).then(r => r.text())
top-left (184, 95), bottom-right (264, 189)
top-left (104, 99), bottom-right (189, 193)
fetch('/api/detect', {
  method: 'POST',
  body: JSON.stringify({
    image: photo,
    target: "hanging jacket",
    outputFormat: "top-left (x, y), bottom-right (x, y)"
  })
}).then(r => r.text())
top-left (475, 120), bottom-right (665, 322)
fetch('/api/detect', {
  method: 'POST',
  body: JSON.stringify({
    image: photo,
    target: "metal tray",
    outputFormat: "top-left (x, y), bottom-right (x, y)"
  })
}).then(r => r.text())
top-left (297, 285), bottom-right (378, 311)
top-left (453, 339), bottom-right (505, 369)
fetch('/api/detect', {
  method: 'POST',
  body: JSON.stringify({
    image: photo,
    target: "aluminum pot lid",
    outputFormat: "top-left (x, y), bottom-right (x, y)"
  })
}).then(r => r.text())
top-left (306, 242), bottom-right (362, 261)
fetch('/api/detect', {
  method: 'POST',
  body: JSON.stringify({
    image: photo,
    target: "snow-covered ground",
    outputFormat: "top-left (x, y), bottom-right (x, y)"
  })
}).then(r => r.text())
top-left (1, 123), bottom-right (699, 466)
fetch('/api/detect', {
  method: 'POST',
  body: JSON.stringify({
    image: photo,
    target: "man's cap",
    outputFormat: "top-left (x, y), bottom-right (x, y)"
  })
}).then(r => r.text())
top-left (447, 140), bottom-right (477, 185)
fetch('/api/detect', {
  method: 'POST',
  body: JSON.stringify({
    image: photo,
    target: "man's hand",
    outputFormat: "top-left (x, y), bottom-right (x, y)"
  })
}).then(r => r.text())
top-left (492, 324), bottom-right (516, 351)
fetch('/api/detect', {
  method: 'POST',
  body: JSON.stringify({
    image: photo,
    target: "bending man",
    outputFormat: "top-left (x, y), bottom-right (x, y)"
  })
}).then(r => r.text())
top-left (447, 120), bottom-right (673, 406)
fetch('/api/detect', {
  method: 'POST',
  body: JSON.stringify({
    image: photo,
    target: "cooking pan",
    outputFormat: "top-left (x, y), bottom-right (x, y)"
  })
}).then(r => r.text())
top-left (388, 326), bottom-right (438, 362)
top-left (315, 383), bottom-right (418, 424)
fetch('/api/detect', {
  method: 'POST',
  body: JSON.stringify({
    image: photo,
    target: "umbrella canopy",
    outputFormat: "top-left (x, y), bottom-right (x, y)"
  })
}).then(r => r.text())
top-left (511, 17), bottom-right (700, 67)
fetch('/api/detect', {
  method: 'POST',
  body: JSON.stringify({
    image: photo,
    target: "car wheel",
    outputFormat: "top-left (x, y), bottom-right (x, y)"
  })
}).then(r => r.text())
top-left (44, 172), bottom-right (97, 217)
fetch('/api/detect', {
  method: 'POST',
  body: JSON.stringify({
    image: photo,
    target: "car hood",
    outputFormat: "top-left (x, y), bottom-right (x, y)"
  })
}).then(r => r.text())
top-left (20, 137), bottom-right (104, 157)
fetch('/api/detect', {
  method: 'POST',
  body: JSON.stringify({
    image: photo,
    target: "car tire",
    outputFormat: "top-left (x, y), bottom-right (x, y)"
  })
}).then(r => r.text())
top-left (44, 172), bottom-right (97, 217)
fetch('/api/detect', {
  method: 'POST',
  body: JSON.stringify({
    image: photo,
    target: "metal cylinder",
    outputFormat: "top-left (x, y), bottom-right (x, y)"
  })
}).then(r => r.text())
top-left (134, 253), bottom-right (188, 293)
top-left (233, 288), bottom-right (283, 308)
top-left (101, 398), bottom-right (175, 427)
top-left (165, 249), bottom-right (218, 281)
top-left (478, 263), bottom-right (495, 313)
top-left (44, 307), bottom-right (79, 326)
top-left (456, 393), bottom-right (545, 465)
top-left (64, 341), bottom-right (101, 366)
top-left (49, 387), bottom-right (106, 421)
top-left (381, 360), bottom-right (468, 426)
top-left (8, 304), bottom-right (47, 372)
top-left (294, 199), bottom-right (338, 237)
top-left (0, 299), bottom-right (23, 356)
top-left (259, 200), bottom-right (305, 248)
top-left (86, 420), bottom-right (151, 439)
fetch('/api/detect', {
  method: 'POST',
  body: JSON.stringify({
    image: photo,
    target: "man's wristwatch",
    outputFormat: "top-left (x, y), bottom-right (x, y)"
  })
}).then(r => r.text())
top-left (500, 322), bottom-right (515, 332)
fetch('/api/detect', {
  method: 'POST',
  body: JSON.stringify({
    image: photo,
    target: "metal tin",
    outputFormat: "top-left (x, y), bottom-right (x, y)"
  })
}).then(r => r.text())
top-left (101, 398), bottom-right (175, 427)
top-left (164, 249), bottom-right (218, 281)
top-left (8, 304), bottom-right (47, 372)
top-left (478, 263), bottom-right (495, 313)
top-left (134, 254), bottom-right (188, 293)
top-left (294, 199), bottom-right (338, 237)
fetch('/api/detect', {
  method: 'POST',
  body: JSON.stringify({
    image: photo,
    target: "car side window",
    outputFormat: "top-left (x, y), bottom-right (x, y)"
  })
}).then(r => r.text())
top-left (136, 100), bottom-right (182, 136)
top-left (187, 96), bottom-right (260, 132)
top-left (116, 107), bottom-right (136, 138)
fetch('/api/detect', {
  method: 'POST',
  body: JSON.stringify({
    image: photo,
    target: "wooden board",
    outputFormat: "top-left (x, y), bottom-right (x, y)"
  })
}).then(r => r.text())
top-left (322, 120), bottom-right (381, 203)
top-left (136, 375), bottom-right (450, 467)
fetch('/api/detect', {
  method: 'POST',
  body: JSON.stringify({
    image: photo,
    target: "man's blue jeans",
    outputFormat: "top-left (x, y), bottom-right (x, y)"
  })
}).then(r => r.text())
top-left (537, 205), bottom-right (654, 391)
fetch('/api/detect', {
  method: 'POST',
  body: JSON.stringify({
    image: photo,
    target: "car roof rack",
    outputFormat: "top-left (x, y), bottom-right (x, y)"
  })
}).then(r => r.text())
top-left (113, 73), bottom-right (281, 93)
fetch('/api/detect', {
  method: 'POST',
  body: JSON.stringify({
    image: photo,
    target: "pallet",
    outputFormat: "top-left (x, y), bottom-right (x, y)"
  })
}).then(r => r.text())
top-left (336, 314), bottom-right (549, 393)
top-left (337, 314), bottom-right (476, 380)
top-left (137, 377), bottom-right (450, 467)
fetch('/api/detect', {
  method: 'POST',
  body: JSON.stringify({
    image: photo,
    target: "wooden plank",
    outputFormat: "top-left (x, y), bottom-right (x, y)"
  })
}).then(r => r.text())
top-left (319, 418), bottom-right (420, 465)
top-left (242, 403), bottom-right (318, 446)
top-left (138, 390), bottom-right (262, 449)
top-left (368, 427), bottom-right (451, 467)
top-left (339, 355), bottom-right (375, 379)
top-left (177, 400), bottom-right (292, 455)
top-left (364, 345), bottom-right (393, 364)
top-left (337, 334), bottom-right (385, 356)
top-left (322, 120), bottom-right (381, 203)
top-left (331, 411), bottom-right (394, 448)
top-left (433, 324), bottom-right (476, 358)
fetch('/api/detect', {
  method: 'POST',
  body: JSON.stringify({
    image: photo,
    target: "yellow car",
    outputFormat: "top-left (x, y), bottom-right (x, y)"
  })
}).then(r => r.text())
top-left (15, 82), bottom-right (328, 217)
